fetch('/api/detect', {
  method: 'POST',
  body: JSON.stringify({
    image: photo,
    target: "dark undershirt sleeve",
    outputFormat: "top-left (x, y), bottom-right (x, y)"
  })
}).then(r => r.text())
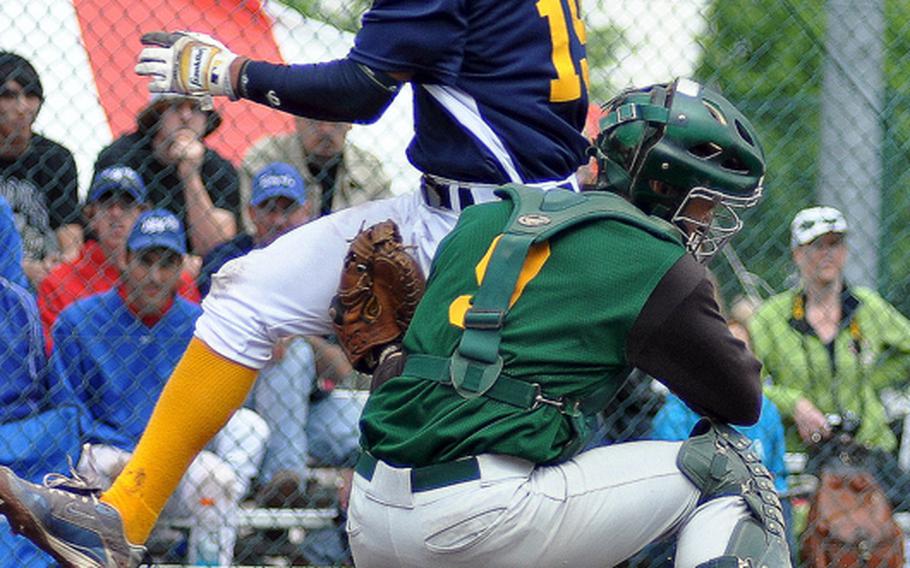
top-left (626, 255), bottom-right (762, 425)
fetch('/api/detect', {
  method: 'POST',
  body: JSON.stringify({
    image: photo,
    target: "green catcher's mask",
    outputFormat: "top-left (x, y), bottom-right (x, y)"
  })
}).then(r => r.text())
top-left (593, 78), bottom-right (765, 262)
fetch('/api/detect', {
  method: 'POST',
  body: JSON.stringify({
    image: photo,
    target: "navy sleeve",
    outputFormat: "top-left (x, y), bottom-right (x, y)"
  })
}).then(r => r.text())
top-left (350, 0), bottom-right (468, 83)
top-left (241, 58), bottom-right (401, 123)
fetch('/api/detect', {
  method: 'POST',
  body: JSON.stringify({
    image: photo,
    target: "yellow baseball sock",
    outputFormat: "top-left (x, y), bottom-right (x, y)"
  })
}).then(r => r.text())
top-left (101, 338), bottom-right (258, 544)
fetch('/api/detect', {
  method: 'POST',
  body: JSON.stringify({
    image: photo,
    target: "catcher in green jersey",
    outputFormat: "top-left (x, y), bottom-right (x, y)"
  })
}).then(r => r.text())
top-left (346, 79), bottom-right (791, 568)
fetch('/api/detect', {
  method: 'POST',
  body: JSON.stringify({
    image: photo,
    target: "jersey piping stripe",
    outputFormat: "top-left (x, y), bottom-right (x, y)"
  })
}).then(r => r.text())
top-left (423, 84), bottom-right (524, 184)
top-left (0, 278), bottom-right (43, 380)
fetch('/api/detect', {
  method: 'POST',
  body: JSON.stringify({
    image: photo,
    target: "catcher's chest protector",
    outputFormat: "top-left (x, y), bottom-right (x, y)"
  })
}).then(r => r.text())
top-left (443, 184), bottom-right (679, 458)
top-left (801, 467), bottom-right (904, 568)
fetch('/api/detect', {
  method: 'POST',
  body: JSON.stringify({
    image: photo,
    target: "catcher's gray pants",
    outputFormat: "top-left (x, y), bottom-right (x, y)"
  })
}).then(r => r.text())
top-left (347, 441), bottom-right (749, 568)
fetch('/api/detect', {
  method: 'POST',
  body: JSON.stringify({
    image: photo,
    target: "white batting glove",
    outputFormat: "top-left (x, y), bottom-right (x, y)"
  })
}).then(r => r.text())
top-left (135, 31), bottom-right (239, 102)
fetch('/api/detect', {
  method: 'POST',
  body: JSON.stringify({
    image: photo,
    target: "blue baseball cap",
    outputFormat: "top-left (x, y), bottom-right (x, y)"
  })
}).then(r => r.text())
top-left (88, 166), bottom-right (147, 204)
top-left (127, 209), bottom-right (187, 255)
top-left (250, 162), bottom-right (308, 207)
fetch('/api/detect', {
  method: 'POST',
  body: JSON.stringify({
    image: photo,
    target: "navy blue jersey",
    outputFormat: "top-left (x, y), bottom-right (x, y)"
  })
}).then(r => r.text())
top-left (349, 0), bottom-right (590, 183)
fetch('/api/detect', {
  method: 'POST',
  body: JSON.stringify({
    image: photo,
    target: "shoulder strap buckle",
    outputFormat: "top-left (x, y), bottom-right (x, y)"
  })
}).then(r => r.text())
top-left (616, 103), bottom-right (638, 123)
top-left (602, 103), bottom-right (670, 133)
top-left (463, 308), bottom-right (506, 330)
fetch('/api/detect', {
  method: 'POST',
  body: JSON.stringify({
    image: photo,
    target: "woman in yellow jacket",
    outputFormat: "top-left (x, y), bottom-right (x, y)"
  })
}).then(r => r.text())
top-left (749, 206), bottom-right (910, 455)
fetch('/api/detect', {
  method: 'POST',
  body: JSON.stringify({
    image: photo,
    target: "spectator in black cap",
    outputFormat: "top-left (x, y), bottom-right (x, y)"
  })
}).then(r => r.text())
top-left (0, 51), bottom-right (81, 286)
top-left (94, 93), bottom-right (239, 258)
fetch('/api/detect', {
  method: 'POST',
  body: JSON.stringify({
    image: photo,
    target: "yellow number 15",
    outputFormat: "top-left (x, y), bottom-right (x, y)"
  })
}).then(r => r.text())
top-left (537, 0), bottom-right (589, 103)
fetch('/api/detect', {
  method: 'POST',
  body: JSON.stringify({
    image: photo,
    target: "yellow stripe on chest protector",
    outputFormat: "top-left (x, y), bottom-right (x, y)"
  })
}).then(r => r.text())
top-left (448, 234), bottom-right (551, 329)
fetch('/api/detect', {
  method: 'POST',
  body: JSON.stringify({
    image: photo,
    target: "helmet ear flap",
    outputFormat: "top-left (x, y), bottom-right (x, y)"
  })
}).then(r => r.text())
top-left (593, 83), bottom-right (672, 200)
top-left (589, 135), bottom-right (633, 195)
top-left (599, 155), bottom-right (632, 195)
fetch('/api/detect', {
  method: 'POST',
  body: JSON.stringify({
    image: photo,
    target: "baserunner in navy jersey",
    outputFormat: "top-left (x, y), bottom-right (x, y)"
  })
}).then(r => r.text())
top-left (182, 0), bottom-right (589, 189)
top-left (342, 0), bottom-right (591, 183)
top-left (0, 2), bottom-right (592, 567)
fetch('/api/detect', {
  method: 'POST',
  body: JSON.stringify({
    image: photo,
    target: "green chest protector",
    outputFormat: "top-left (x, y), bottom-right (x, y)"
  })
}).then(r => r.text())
top-left (404, 184), bottom-right (681, 461)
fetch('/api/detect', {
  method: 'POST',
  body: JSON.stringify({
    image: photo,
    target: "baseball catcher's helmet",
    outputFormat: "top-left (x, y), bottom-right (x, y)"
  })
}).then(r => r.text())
top-left (593, 78), bottom-right (765, 262)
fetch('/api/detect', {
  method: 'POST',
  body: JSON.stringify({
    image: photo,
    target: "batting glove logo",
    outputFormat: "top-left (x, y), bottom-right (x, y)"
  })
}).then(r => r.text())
top-left (188, 47), bottom-right (207, 91)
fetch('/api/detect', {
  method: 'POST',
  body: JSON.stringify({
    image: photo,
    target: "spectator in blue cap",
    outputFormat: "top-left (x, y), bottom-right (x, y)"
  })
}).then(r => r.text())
top-left (48, 207), bottom-right (269, 565)
top-left (88, 165), bottom-right (148, 204)
top-left (38, 167), bottom-right (199, 349)
top-left (197, 162), bottom-right (312, 297)
top-left (121, 209), bottom-right (191, 318)
top-left (128, 208), bottom-right (187, 254)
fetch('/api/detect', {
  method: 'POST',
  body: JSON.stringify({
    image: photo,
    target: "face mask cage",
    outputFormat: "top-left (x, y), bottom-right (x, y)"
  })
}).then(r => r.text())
top-left (672, 183), bottom-right (763, 263)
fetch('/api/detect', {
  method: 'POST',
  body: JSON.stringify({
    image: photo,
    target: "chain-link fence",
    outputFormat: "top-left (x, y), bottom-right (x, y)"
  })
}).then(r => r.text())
top-left (1, 0), bottom-right (910, 565)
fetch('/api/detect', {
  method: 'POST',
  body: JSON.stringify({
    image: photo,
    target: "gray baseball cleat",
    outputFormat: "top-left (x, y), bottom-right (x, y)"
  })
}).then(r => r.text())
top-left (0, 466), bottom-right (146, 568)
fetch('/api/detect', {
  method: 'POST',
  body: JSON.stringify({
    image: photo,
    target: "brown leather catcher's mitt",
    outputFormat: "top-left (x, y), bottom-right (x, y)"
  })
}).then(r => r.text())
top-left (329, 220), bottom-right (425, 374)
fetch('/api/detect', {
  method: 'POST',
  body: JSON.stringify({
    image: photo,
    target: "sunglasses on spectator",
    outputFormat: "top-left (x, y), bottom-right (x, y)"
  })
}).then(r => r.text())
top-left (133, 249), bottom-right (183, 269)
top-left (94, 193), bottom-right (139, 209)
top-left (805, 234), bottom-right (845, 251)
top-left (254, 197), bottom-right (302, 216)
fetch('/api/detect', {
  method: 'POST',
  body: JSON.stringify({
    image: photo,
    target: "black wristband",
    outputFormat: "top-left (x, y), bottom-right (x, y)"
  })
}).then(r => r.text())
top-left (237, 59), bottom-right (252, 100)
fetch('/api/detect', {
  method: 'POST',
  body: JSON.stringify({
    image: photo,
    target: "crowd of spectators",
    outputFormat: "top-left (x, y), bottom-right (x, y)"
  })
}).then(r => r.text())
top-left (95, 93), bottom-right (240, 257)
top-left (3, 45), bottom-right (910, 567)
top-left (0, 49), bottom-right (389, 566)
top-left (37, 165), bottom-right (200, 349)
top-left (239, 115), bottom-right (391, 228)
